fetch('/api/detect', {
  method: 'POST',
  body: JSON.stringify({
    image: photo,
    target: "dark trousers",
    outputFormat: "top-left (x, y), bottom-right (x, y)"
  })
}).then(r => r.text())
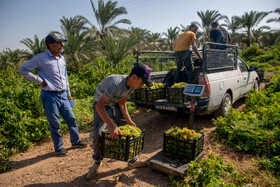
top-left (91, 103), bottom-right (126, 161)
top-left (175, 50), bottom-right (193, 83)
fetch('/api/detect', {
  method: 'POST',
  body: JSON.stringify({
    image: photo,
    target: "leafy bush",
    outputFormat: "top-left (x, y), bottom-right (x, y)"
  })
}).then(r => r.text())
top-left (241, 43), bottom-right (280, 69)
top-left (0, 68), bottom-right (49, 171)
top-left (255, 156), bottom-right (280, 176)
top-left (213, 74), bottom-right (280, 175)
top-left (69, 57), bottom-right (134, 98)
top-left (241, 43), bottom-right (265, 62)
top-left (169, 153), bottom-right (252, 186)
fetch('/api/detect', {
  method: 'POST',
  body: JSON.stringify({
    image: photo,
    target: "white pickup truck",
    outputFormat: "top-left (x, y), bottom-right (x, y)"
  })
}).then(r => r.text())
top-left (130, 43), bottom-right (260, 117)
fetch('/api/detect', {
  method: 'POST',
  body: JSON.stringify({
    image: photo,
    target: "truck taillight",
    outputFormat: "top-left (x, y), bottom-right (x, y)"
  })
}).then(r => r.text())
top-left (199, 74), bottom-right (211, 99)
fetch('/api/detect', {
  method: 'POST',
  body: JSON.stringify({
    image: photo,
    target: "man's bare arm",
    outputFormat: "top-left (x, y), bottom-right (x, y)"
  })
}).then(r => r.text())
top-left (95, 94), bottom-right (122, 139)
top-left (191, 39), bottom-right (203, 62)
top-left (118, 95), bottom-right (136, 127)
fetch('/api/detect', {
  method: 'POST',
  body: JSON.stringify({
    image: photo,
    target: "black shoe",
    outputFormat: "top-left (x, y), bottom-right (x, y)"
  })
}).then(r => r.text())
top-left (55, 148), bottom-right (67, 157)
top-left (72, 141), bottom-right (87, 148)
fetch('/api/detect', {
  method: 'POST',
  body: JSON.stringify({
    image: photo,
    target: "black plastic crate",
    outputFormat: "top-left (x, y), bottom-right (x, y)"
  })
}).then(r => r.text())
top-left (163, 128), bottom-right (204, 164)
top-left (101, 130), bottom-right (145, 162)
top-left (133, 87), bottom-right (166, 102)
top-left (167, 87), bottom-right (189, 103)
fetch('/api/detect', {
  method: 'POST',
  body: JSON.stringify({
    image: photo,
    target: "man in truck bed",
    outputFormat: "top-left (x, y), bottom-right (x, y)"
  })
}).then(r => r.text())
top-left (174, 23), bottom-right (203, 83)
top-left (210, 21), bottom-right (231, 49)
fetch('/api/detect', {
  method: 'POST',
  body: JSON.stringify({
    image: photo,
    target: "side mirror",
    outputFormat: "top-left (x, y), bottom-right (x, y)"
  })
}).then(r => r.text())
top-left (249, 66), bottom-right (258, 71)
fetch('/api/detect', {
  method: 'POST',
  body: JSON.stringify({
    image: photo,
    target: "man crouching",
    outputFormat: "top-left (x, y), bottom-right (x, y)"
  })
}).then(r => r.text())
top-left (87, 62), bottom-right (153, 180)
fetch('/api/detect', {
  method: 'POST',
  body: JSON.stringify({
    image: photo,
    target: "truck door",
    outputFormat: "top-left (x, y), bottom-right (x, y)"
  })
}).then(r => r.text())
top-left (237, 58), bottom-right (252, 95)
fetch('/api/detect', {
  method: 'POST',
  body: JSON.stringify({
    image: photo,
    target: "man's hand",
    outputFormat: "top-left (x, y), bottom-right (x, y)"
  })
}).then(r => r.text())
top-left (128, 121), bottom-right (136, 127)
top-left (40, 81), bottom-right (47, 88)
top-left (109, 125), bottom-right (123, 139)
top-left (68, 96), bottom-right (73, 100)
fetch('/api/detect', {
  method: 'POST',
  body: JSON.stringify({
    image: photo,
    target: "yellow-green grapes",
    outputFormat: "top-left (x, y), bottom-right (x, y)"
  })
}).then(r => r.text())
top-left (166, 127), bottom-right (201, 140)
top-left (142, 82), bottom-right (164, 89)
top-left (171, 82), bottom-right (187, 88)
top-left (119, 125), bottom-right (142, 138)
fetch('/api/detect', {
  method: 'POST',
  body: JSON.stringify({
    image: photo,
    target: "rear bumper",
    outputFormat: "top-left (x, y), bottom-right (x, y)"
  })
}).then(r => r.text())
top-left (130, 98), bottom-right (209, 114)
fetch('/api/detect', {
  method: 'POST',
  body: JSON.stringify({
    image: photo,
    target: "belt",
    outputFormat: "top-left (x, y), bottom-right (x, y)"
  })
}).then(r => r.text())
top-left (44, 90), bottom-right (65, 93)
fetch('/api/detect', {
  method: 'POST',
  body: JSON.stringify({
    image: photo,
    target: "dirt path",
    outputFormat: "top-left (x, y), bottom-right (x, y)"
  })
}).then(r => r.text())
top-left (0, 102), bottom-right (253, 187)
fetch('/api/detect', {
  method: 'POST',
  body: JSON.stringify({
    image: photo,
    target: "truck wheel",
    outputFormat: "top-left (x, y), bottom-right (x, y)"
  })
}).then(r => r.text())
top-left (214, 93), bottom-right (232, 118)
top-left (253, 80), bottom-right (260, 91)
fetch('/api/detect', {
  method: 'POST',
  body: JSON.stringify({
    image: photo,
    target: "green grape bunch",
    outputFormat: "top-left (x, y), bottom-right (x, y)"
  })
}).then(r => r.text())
top-left (103, 125), bottom-right (144, 161)
top-left (119, 125), bottom-right (142, 139)
top-left (142, 82), bottom-right (164, 89)
top-left (166, 127), bottom-right (201, 141)
top-left (171, 82), bottom-right (187, 88)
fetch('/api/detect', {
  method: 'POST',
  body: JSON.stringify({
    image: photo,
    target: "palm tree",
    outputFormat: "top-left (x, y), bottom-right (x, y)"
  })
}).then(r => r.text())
top-left (222, 16), bottom-right (241, 46)
top-left (0, 49), bottom-right (26, 70)
top-left (100, 35), bottom-right (137, 65)
top-left (261, 31), bottom-right (280, 47)
top-left (90, 0), bottom-right (131, 40)
top-left (252, 27), bottom-right (271, 47)
top-left (267, 8), bottom-right (280, 23)
top-left (180, 24), bottom-right (188, 32)
top-left (146, 32), bottom-right (163, 50)
top-left (129, 27), bottom-right (150, 54)
top-left (197, 10), bottom-right (227, 42)
top-left (223, 16), bottom-right (240, 35)
top-left (163, 27), bottom-right (180, 51)
top-left (60, 16), bottom-right (92, 71)
top-left (20, 35), bottom-right (47, 59)
top-left (234, 11), bottom-right (270, 47)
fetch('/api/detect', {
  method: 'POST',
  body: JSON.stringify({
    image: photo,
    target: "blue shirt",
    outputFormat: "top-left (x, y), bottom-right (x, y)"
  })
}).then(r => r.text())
top-left (18, 50), bottom-right (71, 96)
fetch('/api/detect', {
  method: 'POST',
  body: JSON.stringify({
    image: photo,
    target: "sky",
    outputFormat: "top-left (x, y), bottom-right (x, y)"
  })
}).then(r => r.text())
top-left (0, 0), bottom-right (279, 51)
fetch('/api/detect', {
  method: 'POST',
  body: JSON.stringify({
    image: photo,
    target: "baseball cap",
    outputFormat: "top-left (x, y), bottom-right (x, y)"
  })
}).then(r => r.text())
top-left (45, 33), bottom-right (67, 46)
top-left (131, 62), bottom-right (153, 87)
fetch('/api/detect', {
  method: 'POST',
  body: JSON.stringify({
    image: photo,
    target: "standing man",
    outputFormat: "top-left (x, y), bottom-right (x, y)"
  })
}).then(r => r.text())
top-left (174, 23), bottom-right (203, 83)
top-left (210, 21), bottom-right (231, 49)
top-left (18, 33), bottom-right (86, 157)
top-left (86, 62), bottom-right (152, 180)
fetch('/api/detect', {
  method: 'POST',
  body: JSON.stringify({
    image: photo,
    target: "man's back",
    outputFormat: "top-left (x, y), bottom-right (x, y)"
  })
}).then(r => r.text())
top-left (210, 27), bottom-right (229, 49)
top-left (210, 28), bottom-right (228, 43)
top-left (175, 31), bottom-right (196, 52)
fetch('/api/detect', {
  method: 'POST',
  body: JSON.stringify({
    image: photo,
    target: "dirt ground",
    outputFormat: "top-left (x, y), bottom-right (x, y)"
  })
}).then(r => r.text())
top-left (0, 100), bottom-right (255, 187)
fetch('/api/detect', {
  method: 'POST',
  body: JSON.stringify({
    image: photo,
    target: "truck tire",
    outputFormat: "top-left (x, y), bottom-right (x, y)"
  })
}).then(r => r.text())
top-left (214, 93), bottom-right (232, 118)
top-left (253, 80), bottom-right (260, 91)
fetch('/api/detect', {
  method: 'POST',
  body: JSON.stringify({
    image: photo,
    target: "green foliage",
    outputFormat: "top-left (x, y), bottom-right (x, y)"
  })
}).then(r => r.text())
top-left (241, 43), bottom-right (265, 62)
top-left (0, 68), bottom-right (49, 170)
top-left (72, 96), bottom-right (94, 129)
top-left (214, 74), bottom-right (280, 176)
top-left (255, 156), bottom-right (280, 176)
top-left (138, 54), bottom-right (176, 72)
top-left (169, 153), bottom-right (252, 186)
top-left (127, 101), bottom-right (137, 114)
top-left (241, 43), bottom-right (280, 69)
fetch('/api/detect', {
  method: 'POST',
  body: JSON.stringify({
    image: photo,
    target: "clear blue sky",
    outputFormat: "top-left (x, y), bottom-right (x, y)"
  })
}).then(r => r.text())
top-left (0, 0), bottom-right (279, 51)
